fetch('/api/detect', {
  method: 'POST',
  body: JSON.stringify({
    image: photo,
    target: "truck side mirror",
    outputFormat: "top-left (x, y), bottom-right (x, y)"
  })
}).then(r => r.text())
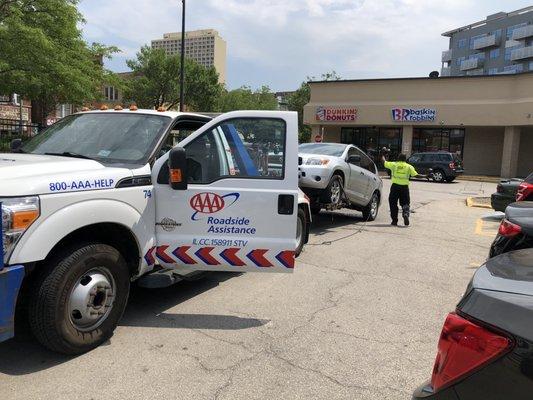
top-left (10, 138), bottom-right (22, 153)
top-left (168, 147), bottom-right (188, 190)
top-left (347, 155), bottom-right (361, 165)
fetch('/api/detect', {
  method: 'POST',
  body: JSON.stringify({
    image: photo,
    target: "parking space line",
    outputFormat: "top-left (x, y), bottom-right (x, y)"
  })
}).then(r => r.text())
top-left (474, 218), bottom-right (498, 237)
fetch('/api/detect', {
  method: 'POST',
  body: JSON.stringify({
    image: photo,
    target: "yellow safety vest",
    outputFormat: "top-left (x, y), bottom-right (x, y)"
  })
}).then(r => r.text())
top-left (384, 161), bottom-right (418, 186)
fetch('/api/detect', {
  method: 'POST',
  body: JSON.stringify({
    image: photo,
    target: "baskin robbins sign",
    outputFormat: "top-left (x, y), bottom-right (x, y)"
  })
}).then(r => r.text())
top-left (316, 106), bottom-right (357, 122)
top-left (392, 108), bottom-right (436, 122)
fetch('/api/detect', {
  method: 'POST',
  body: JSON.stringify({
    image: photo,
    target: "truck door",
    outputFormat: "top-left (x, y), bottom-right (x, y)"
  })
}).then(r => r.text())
top-left (150, 111), bottom-right (298, 273)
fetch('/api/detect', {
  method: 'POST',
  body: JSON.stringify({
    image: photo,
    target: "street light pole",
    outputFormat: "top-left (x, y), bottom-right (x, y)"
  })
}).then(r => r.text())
top-left (179, 0), bottom-right (186, 112)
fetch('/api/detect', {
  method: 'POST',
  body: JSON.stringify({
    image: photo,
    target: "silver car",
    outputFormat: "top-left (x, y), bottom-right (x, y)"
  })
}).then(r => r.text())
top-left (298, 142), bottom-right (383, 220)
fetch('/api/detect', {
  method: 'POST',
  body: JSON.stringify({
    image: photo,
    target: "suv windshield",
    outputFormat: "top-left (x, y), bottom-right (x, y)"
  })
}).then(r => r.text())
top-left (299, 143), bottom-right (346, 157)
top-left (22, 113), bottom-right (171, 164)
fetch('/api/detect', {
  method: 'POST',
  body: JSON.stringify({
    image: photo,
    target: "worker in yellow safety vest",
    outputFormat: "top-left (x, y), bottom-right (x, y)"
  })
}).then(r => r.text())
top-left (381, 153), bottom-right (422, 226)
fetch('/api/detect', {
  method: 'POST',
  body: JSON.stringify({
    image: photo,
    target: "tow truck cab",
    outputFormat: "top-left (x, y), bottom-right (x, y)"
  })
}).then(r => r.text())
top-left (0, 109), bottom-right (302, 354)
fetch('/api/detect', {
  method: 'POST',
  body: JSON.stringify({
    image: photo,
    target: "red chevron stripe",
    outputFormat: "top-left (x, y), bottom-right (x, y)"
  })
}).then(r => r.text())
top-left (144, 246), bottom-right (156, 266)
top-left (276, 250), bottom-right (295, 269)
top-left (172, 246), bottom-right (196, 265)
top-left (220, 247), bottom-right (245, 266)
top-left (247, 249), bottom-right (272, 268)
top-left (195, 247), bottom-right (220, 265)
top-left (156, 245), bottom-right (175, 264)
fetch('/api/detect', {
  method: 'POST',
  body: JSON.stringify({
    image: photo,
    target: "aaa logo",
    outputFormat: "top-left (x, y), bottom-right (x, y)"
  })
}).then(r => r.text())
top-left (190, 192), bottom-right (240, 221)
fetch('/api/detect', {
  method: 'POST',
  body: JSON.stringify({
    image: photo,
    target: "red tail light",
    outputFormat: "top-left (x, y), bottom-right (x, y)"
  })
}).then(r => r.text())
top-left (431, 313), bottom-right (513, 392)
top-left (498, 219), bottom-right (522, 237)
top-left (517, 182), bottom-right (533, 202)
top-left (449, 162), bottom-right (455, 169)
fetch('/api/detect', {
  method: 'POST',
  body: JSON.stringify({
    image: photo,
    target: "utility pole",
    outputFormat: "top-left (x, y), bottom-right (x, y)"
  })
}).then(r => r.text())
top-left (179, 0), bottom-right (186, 112)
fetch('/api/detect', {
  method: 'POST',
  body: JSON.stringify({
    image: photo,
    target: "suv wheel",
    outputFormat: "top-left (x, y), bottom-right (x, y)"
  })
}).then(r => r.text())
top-left (321, 175), bottom-right (343, 206)
top-left (362, 192), bottom-right (379, 221)
top-left (432, 169), bottom-right (446, 183)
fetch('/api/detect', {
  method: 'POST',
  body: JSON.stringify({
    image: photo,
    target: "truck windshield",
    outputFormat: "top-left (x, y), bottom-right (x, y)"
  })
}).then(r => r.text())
top-left (22, 113), bottom-right (171, 164)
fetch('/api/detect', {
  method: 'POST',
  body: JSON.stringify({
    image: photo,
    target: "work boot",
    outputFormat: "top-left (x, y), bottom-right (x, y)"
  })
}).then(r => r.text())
top-left (402, 205), bottom-right (410, 226)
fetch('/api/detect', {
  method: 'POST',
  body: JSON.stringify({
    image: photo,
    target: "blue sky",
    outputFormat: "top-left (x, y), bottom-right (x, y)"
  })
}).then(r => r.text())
top-left (79, 0), bottom-right (533, 91)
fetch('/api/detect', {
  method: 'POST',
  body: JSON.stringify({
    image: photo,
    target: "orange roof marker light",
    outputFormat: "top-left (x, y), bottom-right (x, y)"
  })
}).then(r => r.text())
top-left (157, 106), bottom-right (166, 112)
top-left (129, 104), bottom-right (138, 111)
top-left (81, 106), bottom-right (90, 112)
top-left (100, 104), bottom-right (108, 110)
top-left (114, 105), bottom-right (123, 111)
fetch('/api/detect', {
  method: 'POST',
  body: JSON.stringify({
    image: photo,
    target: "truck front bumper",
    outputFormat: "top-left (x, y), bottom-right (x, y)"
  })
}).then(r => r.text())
top-left (0, 265), bottom-right (24, 342)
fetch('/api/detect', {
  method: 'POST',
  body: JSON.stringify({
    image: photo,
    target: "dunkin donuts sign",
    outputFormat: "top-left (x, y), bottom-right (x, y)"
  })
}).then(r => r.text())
top-left (315, 107), bottom-right (357, 122)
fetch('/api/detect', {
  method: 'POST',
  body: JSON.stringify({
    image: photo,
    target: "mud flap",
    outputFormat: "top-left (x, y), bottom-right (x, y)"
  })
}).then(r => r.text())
top-left (0, 265), bottom-right (25, 342)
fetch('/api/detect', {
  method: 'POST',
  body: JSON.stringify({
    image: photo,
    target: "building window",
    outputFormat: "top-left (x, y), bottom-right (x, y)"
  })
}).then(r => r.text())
top-left (529, 61), bottom-right (533, 71)
top-left (341, 127), bottom-right (402, 165)
top-left (412, 128), bottom-right (465, 158)
top-left (503, 64), bottom-right (524, 74)
top-left (104, 86), bottom-right (119, 101)
top-left (456, 56), bottom-right (466, 66)
top-left (507, 23), bottom-right (527, 40)
top-left (488, 67), bottom-right (499, 75)
top-left (492, 29), bottom-right (502, 40)
top-left (457, 38), bottom-right (467, 48)
top-left (470, 34), bottom-right (484, 49)
top-left (489, 48), bottom-right (500, 59)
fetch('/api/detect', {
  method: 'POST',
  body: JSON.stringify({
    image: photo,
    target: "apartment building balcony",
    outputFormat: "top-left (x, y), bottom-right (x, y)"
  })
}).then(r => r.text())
top-left (460, 58), bottom-right (483, 71)
top-left (441, 50), bottom-right (452, 63)
top-left (512, 25), bottom-right (533, 41)
top-left (472, 34), bottom-right (500, 50)
top-left (441, 67), bottom-right (451, 77)
top-left (511, 46), bottom-right (533, 61)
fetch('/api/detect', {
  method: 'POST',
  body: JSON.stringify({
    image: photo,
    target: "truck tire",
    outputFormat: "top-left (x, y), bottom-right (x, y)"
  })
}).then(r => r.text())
top-left (296, 207), bottom-right (306, 257)
top-left (28, 243), bottom-right (130, 355)
top-left (321, 174), bottom-right (343, 206)
top-left (362, 192), bottom-right (379, 221)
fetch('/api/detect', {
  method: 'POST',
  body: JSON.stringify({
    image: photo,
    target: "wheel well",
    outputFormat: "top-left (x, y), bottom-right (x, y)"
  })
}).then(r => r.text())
top-left (332, 170), bottom-right (345, 185)
top-left (43, 223), bottom-right (140, 278)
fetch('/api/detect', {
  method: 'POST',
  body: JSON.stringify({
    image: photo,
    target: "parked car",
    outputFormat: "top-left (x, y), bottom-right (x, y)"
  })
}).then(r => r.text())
top-left (407, 152), bottom-right (464, 183)
top-left (489, 201), bottom-right (533, 258)
top-left (517, 172), bottom-right (533, 202)
top-left (298, 143), bottom-right (383, 220)
top-left (413, 249), bottom-right (533, 400)
top-left (491, 178), bottom-right (523, 212)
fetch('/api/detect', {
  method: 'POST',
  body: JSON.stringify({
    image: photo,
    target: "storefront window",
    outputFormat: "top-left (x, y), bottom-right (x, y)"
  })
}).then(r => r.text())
top-left (341, 127), bottom-right (402, 167)
top-left (412, 128), bottom-right (465, 158)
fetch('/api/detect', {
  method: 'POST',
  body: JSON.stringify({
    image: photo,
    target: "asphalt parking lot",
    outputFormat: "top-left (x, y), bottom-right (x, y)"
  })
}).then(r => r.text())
top-left (0, 179), bottom-right (499, 400)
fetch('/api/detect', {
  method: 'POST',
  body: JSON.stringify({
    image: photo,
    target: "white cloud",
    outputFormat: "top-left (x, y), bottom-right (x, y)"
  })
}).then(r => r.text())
top-left (79, 0), bottom-right (533, 90)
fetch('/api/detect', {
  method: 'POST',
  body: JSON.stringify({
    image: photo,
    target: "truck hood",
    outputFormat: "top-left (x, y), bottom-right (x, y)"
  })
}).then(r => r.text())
top-left (0, 153), bottom-right (132, 196)
top-left (298, 153), bottom-right (340, 164)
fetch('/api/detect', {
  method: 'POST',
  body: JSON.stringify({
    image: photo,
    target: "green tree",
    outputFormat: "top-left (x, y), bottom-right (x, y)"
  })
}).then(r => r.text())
top-left (217, 85), bottom-right (278, 112)
top-left (0, 0), bottom-right (119, 122)
top-left (123, 46), bottom-right (223, 111)
top-left (288, 71), bottom-right (341, 142)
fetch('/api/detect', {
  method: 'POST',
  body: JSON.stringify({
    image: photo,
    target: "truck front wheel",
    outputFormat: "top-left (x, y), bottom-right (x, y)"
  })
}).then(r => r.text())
top-left (29, 243), bottom-right (130, 355)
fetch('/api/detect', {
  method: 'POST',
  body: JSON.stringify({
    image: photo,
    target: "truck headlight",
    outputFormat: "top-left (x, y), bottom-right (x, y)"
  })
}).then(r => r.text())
top-left (1, 197), bottom-right (40, 264)
top-left (305, 158), bottom-right (329, 166)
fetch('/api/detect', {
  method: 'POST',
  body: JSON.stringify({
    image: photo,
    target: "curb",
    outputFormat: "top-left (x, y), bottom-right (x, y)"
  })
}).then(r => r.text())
top-left (466, 197), bottom-right (492, 209)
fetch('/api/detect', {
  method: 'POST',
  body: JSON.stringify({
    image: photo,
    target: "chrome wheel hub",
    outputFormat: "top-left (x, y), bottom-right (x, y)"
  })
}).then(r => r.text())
top-left (370, 196), bottom-right (378, 218)
top-left (68, 268), bottom-right (115, 331)
top-left (330, 180), bottom-right (341, 204)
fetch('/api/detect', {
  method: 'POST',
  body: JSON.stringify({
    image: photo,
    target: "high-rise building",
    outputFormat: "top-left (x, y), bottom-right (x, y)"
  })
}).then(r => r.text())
top-left (441, 6), bottom-right (533, 77)
top-left (151, 29), bottom-right (227, 84)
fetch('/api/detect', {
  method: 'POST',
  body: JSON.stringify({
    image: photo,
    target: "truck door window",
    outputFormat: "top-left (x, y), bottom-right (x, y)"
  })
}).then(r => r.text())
top-left (185, 118), bottom-right (286, 183)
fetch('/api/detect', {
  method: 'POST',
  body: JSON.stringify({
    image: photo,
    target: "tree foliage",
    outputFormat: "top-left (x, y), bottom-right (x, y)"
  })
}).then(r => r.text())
top-left (123, 46), bottom-right (223, 111)
top-left (0, 0), bottom-right (119, 119)
top-left (217, 86), bottom-right (278, 112)
top-left (288, 71), bottom-right (341, 142)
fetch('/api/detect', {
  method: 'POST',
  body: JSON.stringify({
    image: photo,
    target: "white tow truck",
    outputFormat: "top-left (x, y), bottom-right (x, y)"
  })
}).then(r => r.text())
top-left (0, 108), bottom-right (310, 354)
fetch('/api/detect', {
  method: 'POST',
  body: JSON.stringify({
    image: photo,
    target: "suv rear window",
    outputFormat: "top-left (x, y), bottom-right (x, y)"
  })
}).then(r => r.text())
top-left (437, 154), bottom-right (452, 161)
